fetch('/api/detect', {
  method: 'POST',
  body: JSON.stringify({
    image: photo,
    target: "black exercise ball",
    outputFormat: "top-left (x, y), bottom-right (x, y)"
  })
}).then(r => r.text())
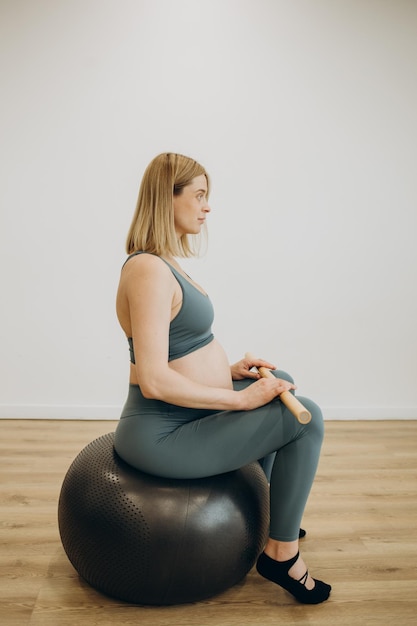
top-left (58, 433), bottom-right (269, 605)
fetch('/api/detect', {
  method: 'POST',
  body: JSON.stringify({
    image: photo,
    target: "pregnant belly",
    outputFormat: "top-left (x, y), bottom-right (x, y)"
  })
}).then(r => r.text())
top-left (168, 339), bottom-right (233, 389)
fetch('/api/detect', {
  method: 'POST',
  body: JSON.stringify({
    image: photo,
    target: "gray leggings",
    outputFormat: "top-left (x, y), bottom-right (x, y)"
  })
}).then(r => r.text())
top-left (114, 371), bottom-right (324, 542)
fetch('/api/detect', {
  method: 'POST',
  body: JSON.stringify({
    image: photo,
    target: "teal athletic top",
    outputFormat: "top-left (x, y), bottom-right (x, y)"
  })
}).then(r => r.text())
top-left (124, 252), bottom-right (214, 363)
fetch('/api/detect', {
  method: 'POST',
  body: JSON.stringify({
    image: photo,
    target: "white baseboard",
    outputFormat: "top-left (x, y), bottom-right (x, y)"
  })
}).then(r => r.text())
top-left (0, 405), bottom-right (416, 420)
top-left (323, 406), bottom-right (417, 420)
top-left (0, 405), bottom-right (121, 420)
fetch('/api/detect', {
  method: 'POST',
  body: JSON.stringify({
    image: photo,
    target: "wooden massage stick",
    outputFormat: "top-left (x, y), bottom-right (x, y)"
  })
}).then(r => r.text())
top-left (244, 353), bottom-right (312, 424)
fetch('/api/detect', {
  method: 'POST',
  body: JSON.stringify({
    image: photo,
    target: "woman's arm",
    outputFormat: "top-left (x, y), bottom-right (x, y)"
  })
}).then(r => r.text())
top-left (123, 255), bottom-right (294, 411)
top-left (124, 255), bottom-right (239, 409)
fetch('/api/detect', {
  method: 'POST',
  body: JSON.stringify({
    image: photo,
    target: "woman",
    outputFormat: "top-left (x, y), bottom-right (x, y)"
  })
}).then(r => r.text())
top-left (114, 152), bottom-right (331, 605)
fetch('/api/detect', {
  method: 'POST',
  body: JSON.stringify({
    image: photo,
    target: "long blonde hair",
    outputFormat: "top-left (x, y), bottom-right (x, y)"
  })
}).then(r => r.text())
top-left (126, 153), bottom-right (210, 257)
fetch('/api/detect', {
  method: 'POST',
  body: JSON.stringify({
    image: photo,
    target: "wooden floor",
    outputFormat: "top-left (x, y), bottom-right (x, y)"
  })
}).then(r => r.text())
top-left (1, 419), bottom-right (416, 626)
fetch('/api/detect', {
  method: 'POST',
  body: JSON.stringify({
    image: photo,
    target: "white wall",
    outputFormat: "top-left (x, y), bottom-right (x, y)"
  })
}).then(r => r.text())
top-left (1, 0), bottom-right (416, 420)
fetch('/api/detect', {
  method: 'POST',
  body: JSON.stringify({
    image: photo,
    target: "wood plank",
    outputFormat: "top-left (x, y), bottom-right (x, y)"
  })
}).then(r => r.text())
top-left (0, 419), bottom-right (416, 625)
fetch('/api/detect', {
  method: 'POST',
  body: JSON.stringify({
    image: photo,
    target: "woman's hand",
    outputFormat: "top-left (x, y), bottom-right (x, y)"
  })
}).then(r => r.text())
top-left (230, 356), bottom-right (277, 381)
top-left (238, 377), bottom-right (297, 411)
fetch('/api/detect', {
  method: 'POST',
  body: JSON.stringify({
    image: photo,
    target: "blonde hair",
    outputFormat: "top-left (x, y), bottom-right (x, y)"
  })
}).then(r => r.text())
top-left (126, 152), bottom-right (210, 257)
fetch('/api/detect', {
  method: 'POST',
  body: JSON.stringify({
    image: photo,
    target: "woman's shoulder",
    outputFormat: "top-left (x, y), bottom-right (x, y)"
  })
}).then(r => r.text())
top-left (123, 251), bottom-right (164, 271)
top-left (121, 252), bottom-right (173, 287)
top-left (116, 253), bottom-right (174, 330)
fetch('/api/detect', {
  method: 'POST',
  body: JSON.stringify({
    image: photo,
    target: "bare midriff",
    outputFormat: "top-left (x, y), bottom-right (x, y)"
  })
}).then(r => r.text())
top-left (129, 338), bottom-right (233, 390)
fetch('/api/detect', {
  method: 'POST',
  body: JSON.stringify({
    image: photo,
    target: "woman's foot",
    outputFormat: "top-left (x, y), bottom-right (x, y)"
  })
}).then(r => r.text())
top-left (299, 528), bottom-right (306, 539)
top-left (256, 551), bottom-right (331, 604)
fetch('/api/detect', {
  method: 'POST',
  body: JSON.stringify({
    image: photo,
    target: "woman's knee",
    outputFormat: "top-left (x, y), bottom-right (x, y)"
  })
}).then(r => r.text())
top-left (272, 369), bottom-right (295, 384)
top-left (297, 396), bottom-right (325, 442)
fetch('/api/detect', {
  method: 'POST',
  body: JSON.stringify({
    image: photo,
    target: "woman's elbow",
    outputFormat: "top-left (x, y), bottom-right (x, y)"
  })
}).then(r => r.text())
top-left (139, 386), bottom-right (152, 399)
top-left (138, 380), bottom-right (160, 400)
top-left (137, 372), bottom-right (168, 401)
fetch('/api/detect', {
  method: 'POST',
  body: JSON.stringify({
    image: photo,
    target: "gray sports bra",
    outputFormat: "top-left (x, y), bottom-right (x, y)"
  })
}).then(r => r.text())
top-left (124, 252), bottom-right (214, 362)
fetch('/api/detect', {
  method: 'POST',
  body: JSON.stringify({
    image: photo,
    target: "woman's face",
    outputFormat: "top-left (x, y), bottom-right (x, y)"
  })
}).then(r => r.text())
top-left (173, 174), bottom-right (210, 237)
